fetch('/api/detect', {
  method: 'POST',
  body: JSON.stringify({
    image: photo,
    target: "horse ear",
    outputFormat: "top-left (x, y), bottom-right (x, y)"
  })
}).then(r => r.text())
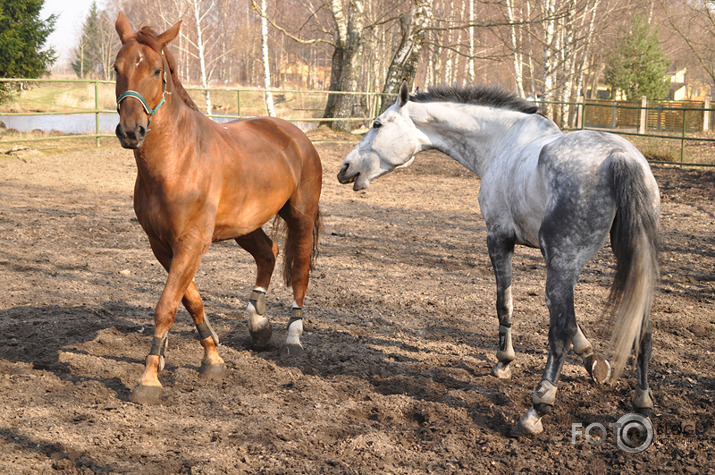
top-left (398, 79), bottom-right (410, 108)
top-left (115, 12), bottom-right (133, 43)
top-left (158, 21), bottom-right (182, 48)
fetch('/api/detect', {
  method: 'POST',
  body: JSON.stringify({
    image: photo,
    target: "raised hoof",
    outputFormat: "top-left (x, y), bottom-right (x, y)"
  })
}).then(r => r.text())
top-left (280, 343), bottom-right (304, 358)
top-left (585, 354), bottom-right (611, 384)
top-left (129, 384), bottom-right (163, 405)
top-left (250, 321), bottom-right (273, 351)
top-left (199, 362), bottom-right (227, 379)
top-left (491, 361), bottom-right (512, 379)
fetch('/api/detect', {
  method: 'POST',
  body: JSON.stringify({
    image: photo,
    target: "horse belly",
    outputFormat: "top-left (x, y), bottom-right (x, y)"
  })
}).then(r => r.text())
top-left (506, 155), bottom-right (547, 247)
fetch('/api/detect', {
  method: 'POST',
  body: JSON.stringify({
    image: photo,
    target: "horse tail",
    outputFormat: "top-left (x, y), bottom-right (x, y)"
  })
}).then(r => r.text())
top-left (607, 154), bottom-right (660, 380)
top-left (282, 207), bottom-right (321, 287)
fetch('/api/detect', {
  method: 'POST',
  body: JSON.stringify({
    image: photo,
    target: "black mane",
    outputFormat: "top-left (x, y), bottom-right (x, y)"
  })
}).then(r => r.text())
top-left (410, 85), bottom-right (539, 114)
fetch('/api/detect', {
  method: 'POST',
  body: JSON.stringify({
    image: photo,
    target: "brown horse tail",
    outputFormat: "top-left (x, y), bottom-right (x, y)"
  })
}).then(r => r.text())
top-left (281, 207), bottom-right (321, 288)
top-left (607, 154), bottom-right (660, 380)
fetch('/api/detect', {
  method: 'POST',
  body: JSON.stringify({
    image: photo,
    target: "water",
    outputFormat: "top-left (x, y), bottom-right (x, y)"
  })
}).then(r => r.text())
top-left (0, 113), bottom-right (317, 134)
top-left (0, 113), bottom-right (119, 134)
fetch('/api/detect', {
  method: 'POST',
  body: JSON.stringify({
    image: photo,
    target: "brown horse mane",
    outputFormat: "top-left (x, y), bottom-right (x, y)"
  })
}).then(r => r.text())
top-left (134, 26), bottom-right (200, 112)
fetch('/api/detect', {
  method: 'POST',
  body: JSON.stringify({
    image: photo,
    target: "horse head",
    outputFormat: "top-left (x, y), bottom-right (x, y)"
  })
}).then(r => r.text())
top-left (113, 12), bottom-right (180, 149)
top-left (338, 80), bottom-right (424, 190)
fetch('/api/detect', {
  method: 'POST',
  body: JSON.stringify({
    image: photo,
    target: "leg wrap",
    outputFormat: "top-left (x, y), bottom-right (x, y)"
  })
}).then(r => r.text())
top-left (497, 324), bottom-right (515, 363)
top-left (572, 325), bottom-right (593, 357)
top-left (149, 333), bottom-right (169, 358)
top-left (148, 332), bottom-right (169, 372)
top-left (532, 379), bottom-right (557, 407)
top-left (196, 315), bottom-right (219, 346)
top-left (249, 289), bottom-right (266, 315)
top-left (287, 307), bottom-right (303, 330)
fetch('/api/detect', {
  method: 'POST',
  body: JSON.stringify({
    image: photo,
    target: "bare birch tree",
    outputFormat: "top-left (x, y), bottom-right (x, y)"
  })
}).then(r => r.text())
top-left (258, 0), bottom-right (275, 116)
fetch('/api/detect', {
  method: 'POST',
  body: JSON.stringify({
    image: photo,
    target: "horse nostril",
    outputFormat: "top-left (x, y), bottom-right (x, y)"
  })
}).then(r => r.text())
top-left (137, 125), bottom-right (147, 138)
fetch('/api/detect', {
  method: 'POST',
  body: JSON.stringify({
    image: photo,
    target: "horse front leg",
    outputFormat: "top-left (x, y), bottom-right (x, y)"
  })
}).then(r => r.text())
top-left (130, 237), bottom-right (209, 404)
top-left (183, 281), bottom-right (225, 379)
top-left (487, 233), bottom-right (516, 379)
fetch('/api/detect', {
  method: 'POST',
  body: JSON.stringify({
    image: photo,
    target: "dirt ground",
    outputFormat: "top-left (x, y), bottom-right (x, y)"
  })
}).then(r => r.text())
top-left (0, 128), bottom-right (713, 474)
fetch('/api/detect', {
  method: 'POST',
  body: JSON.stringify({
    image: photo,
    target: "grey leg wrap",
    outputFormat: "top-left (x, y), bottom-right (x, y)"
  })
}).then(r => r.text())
top-left (196, 315), bottom-right (219, 346)
top-left (249, 289), bottom-right (266, 315)
top-left (512, 380), bottom-right (558, 437)
top-left (532, 379), bottom-right (557, 408)
top-left (148, 332), bottom-right (169, 372)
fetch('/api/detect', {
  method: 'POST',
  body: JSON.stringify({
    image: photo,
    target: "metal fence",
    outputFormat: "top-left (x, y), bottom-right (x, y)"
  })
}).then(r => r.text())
top-left (533, 98), bottom-right (715, 166)
top-left (1, 78), bottom-right (713, 166)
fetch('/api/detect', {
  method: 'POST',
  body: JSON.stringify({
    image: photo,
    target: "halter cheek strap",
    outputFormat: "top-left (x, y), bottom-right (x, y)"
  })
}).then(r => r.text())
top-left (116, 54), bottom-right (168, 131)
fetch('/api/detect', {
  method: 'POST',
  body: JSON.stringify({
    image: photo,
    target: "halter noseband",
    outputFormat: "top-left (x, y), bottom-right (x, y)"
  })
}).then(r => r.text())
top-left (116, 54), bottom-right (168, 131)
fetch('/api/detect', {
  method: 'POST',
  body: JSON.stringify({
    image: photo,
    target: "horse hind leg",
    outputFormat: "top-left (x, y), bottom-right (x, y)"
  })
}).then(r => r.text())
top-left (514, 269), bottom-right (579, 437)
top-left (236, 229), bottom-right (279, 350)
top-left (278, 206), bottom-right (320, 358)
top-left (632, 319), bottom-right (654, 415)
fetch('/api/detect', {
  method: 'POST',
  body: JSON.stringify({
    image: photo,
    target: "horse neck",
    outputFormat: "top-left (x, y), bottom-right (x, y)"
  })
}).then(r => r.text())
top-left (133, 75), bottom-right (196, 182)
top-left (409, 102), bottom-right (528, 177)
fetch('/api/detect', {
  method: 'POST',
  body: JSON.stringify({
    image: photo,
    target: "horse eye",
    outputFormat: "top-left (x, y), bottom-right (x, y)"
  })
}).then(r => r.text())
top-left (373, 121), bottom-right (382, 129)
top-left (153, 68), bottom-right (162, 77)
top-left (113, 65), bottom-right (119, 75)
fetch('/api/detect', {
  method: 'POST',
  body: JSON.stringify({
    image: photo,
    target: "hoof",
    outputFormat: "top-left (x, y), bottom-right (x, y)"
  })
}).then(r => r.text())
top-left (280, 343), bottom-right (304, 358)
top-left (130, 384), bottom-right (163, 405)
top-left (511, 413), bottom-right (543, 437)
top-left (586, 354), bottom-right (611, 384)
top-left (250, 321), bottom-right (273, 351)
top-left (199, 362), bottom-right (227, 379)
top-left (491, 361), bottom-right (512, 379)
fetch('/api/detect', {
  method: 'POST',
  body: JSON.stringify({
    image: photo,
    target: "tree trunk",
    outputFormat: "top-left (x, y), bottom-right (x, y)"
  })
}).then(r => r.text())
top-left (259, 0), bottom-right (275, 116)
top-left (380, 0), bottom-right (433, 110)
top-left (192, 0), bottom-right (213, 115)
top-left (322, 0), bottom-right (365, 131)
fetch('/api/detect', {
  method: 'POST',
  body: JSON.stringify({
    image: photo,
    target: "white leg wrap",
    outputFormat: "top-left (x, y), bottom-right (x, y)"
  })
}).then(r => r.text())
top-left (286, 319), bottom-right (303, 347)
top-left (247, 299), bottom-right (269, 333)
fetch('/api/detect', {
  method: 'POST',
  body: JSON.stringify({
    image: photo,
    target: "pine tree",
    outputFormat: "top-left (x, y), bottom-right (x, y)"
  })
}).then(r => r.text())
top-left (72, 1), bottom-right (99, 78)
top-left (0, 0), bottom-right (56, 97)
top-left (604, 14), bottom-right (671, 101)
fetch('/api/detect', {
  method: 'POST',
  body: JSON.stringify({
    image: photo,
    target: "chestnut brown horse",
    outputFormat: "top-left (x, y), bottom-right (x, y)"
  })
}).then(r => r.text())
top-left (113, 13), bottom-right (322, 404)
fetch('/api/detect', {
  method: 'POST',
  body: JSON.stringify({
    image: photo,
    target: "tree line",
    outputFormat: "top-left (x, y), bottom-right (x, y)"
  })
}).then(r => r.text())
top-left (2, 0), bottom-right (714, 130)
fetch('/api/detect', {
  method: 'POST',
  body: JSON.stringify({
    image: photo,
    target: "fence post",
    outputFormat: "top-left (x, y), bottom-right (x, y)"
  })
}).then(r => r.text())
top-left (237, 90), bottom-right (241, 118)
top-left (681, 106), bottom-right (687, 165)
top-left (639, 96), bottom-right (647, 134)
top-left (704, 97), bottom-right (711, 132)
top-left (576, 97), bottom-right (584, 129)
top-left (611, 101), bottom-right (617, 129)
top-left (95, 80), bottom-right (100, 147)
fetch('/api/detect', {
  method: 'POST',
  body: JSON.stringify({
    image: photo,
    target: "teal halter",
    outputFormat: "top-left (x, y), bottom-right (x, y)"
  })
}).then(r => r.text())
top-left (116, 56), bottom-right (167, 131)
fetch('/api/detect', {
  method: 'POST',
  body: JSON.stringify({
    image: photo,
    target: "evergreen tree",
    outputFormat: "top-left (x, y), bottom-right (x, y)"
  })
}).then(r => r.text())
top-left (604, 14), bottom-right (671, 101)
top-left (0, 0), bottom-right (56, 97)
top-left (72, 1), bottom-right (99, 78)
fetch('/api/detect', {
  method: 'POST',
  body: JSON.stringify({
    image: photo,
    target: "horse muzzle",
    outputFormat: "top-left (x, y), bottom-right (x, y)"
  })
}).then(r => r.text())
top-left (337, 162), bottom-right (358, 185)
top-left (115, 122), bottom-right (147, 149)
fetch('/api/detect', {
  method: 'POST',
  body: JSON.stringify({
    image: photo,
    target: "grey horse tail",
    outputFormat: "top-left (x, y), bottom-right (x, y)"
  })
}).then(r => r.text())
top-left (607, 153), bottom-right (660, 380)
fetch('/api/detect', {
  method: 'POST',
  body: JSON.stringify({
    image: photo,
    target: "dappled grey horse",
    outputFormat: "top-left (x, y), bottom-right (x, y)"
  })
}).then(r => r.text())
top-left (338, 81), bottom-right (659, 436)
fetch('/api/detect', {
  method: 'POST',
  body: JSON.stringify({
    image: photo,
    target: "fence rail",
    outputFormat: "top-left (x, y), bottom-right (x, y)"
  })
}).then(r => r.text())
top-left (1, 78), bottom-right (713, 166)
